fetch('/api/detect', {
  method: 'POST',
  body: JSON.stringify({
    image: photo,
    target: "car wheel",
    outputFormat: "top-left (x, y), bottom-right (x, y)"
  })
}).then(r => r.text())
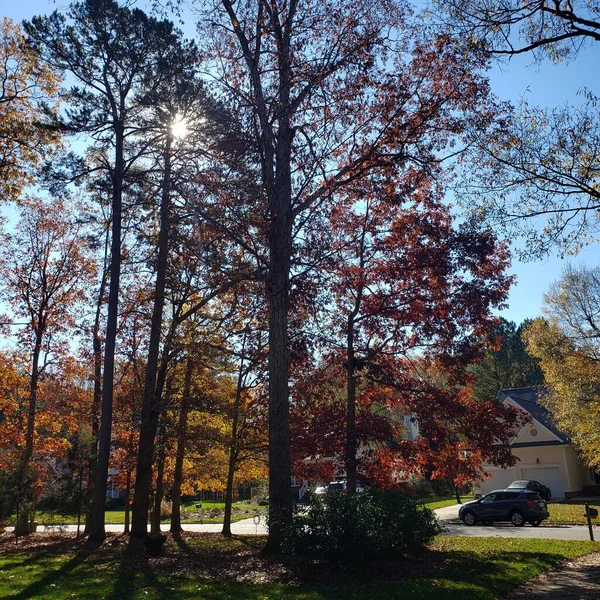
top-left (529, 520), bottom-right (542, 527)
top-left (510, 510), bottom-right (525, 527)
top-left (462, 510), bottom-right (477, 526)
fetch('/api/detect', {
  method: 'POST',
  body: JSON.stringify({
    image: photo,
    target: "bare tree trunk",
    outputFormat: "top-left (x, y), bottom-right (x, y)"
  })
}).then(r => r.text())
top-left (170, 354), bottom-right (193, 534)
top-left (223, 333), bottom-right (247, 537)
top-left (344, 207), bottom-right (368, 496)
top-left (131, 132), bottom-right (172, 541)
top-left (151, 420), bottom-right (167, 534)
top-left (85, 244), bottom-right (109, 535)
top-left (265, 208), bottom-right (293, 552)
top-left (455, 485), bottom-right (462, 504)
top-left (346, 322), bottom-right (357, 496)
top-left (220, 0), bottom-right (295, 553)
top-left (90, 125), bottom-right (125, 543)
top-left (16, 331), bottom-right (43, 536)
top-left (124, 469), bottom-right (132, 534)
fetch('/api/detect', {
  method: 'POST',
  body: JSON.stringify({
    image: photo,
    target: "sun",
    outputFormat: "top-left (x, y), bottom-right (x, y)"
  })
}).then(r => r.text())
top-left (171, 115), bottom-right (188, 139)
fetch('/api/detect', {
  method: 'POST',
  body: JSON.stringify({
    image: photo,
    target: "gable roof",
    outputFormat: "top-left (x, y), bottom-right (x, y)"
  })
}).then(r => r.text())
top-left (497, 386), bottom-right (571, 444)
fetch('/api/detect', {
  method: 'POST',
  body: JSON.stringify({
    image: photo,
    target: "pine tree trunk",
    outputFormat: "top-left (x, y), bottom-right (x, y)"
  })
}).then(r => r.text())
top-left (131, 133), bottom-right (172, 540)
top-left (90, 125), bottom-right (125, 543)
top-left (170, 354), bottom-right (193, 534)
top-left (151, 421), bottom-right (166, 534)
top-left (85, 254), bottom-right (108, 535)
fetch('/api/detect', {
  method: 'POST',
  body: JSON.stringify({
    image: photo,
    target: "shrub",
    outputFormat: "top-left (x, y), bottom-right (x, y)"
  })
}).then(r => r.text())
top-left (160, 501), bottom-right (172, 520)
top-left (430, 477), bottom-right (455, 498)
top-left (284, 488), bottom-right (442, 564)
top-left (408, 476), bottom-right (435, 499)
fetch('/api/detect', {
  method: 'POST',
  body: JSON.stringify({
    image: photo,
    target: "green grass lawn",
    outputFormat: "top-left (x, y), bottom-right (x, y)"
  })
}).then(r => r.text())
top-left (421, 497), bottom-right (473, 511)
top-left (13, 500), bottom-right (267, 527)
top-left (547, 501), bottom-right (600, 524)
top-left (0, 534), bottom-right (596, 600)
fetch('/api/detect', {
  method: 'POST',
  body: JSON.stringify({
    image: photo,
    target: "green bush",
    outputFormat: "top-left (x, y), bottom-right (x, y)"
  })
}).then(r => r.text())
top-left (408, 475), bottom-right (435, 498)
top-left (430, 477), bottom-right (455, 498)
top-left (284, 488), bottom-right (442, 564)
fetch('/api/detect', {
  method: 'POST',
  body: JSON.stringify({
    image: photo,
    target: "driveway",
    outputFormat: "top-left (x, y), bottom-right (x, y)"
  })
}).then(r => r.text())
top-left (435, 504), bottom-right (598, 541)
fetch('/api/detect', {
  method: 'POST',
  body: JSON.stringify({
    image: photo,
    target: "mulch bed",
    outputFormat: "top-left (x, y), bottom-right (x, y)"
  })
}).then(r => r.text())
top-left (0, 530), bottom-right (442, 586)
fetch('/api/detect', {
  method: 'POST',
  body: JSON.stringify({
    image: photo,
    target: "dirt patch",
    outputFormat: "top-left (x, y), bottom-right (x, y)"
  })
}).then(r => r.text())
top-left (502, 552), bottom-right (600, 600)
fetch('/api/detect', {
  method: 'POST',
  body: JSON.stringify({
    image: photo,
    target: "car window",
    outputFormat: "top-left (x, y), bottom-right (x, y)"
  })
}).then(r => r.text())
top-left (503, 492), bottom-right (519, 500)
top-left (507, 481), bottom-right (525, 489)
top-left (529, 481), bottom-right (541, 490)
top-left (480, 494), bottom-right (496, 503)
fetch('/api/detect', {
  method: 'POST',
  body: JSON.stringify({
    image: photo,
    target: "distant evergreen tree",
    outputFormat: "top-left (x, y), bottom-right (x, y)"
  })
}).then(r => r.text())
top-left (471, 318), bottom-right (544, 401)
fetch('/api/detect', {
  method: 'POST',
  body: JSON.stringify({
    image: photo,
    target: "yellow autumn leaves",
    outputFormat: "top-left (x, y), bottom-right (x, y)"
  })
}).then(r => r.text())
top-left (0, 18), bottom-right (61, 204)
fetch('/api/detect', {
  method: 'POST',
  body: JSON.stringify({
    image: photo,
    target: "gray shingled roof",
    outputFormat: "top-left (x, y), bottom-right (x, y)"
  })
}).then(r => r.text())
top-left (497, 386), bottom-right (571, 444)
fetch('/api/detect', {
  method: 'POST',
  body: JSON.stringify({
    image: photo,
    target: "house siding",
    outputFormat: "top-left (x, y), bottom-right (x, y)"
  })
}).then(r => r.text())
top-left (563, 446), bottom-right (594, 490)
top-left (478, 387), bottom-right (591, 498)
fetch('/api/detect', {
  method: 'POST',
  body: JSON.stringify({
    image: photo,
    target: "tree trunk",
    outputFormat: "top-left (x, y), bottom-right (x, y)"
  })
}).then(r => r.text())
top-left (170, 353), bottom-right (193, 534)
top-left (85, 250), bottom-right (109, 535)
top-left (90, 125), bottom-right (125, 543)
top-left (223, 334), bottom-right (247, 537)
top-left (264, 191), bottom-right (293, 553)
top-left (16, 330), bottom-right (43, 536)
top-left (344, 209), bottom-right (367, 497)
top-left (346, 321), bottom-right (357, 496)
top-left (131, 132), bottom-right (172, 540)
top-left (151, 420), bottom-right (167, 534)
top-left (455, 485), bottom-right (462, 504)
top-left (223, 0), bottom-right (295, 552)
top-left (124, 469), bottom-right (132, 534)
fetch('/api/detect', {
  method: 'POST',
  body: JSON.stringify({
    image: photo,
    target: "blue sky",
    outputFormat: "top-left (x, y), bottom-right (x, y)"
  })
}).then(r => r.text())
top-left (487, 43), bottom-right (600, 323)
top-left (4, 0), bottom-right (600, 326)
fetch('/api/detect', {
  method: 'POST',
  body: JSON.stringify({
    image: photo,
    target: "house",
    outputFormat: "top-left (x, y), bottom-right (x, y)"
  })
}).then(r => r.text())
top-left (478, 387), bottom-right (597, 498)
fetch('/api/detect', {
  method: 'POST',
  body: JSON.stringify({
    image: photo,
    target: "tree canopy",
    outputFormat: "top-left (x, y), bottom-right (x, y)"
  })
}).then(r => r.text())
top-left (0, 18), bottom-right (61, 204)
top-left (470, 318), bottom-right (544, 402)
top-left (436, 0), bottom-right (600, 61)
top-left (524, 264), bottom-right (600, 469)
top-left (0, 0), bottom-right (527, 553)
top-left (433, 0), bottom-right (600, 259)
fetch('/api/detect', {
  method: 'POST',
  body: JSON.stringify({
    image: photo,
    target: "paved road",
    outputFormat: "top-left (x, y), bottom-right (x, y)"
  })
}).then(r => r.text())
top-left (5, 504), bottom-right (597, 541)
top-left (436, 504), bottom-right (599, 541)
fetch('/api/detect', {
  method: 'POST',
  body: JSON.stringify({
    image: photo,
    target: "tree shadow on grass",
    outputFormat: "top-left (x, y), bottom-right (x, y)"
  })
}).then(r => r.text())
top-left (171, 531), bottom-right (192, 553)
top-left (108, 550), bottom-right (172, 600)
top-left (411, 549), bottom-right (578, 599)
top-left (4, 539), bottom-right (102, 600)
top-left (0, 537), bottom-right (90, 570)
top-left (502, 558), bottom-right (600, 600)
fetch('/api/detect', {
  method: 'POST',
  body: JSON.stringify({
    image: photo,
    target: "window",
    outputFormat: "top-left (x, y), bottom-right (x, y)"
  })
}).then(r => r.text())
top-left (480, 494), bottom-right (496, 503)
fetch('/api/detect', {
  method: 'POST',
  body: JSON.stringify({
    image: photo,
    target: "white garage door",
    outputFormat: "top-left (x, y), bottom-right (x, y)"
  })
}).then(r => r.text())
top-left (521, 467), bottom-right (564, 499)
top-left (481, 469), bottom-right (516, 495)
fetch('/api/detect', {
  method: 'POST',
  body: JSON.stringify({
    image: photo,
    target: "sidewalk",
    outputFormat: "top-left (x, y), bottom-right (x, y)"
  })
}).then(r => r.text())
top-left (432, 504), bottom-right (460, 522)
top-left (501, 552), bottom-right (600, 599)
